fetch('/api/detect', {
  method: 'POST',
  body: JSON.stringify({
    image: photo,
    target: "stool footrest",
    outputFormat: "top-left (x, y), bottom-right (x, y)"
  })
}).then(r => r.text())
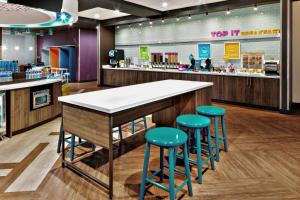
top-left (147, 168), bottom-right (162, 180)
top-left (146, 178), bottom-right (169, 192)
top-left (176, 153), bottom-right (211, 165)
top-left (164, 164), bottom-right (186, 175)
top-left (175, 179), bottom-right (189, 195)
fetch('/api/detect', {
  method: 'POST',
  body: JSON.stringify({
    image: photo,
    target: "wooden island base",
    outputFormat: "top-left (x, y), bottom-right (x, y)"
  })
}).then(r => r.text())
top-left (59, 80), bottom-right (212, 199)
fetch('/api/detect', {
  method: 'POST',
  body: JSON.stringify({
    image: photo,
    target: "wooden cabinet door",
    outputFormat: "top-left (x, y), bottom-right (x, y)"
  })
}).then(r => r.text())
top-left (247, 78), bottom-right (279, 108)
top-left (222, 76), bottom-right (247, 103)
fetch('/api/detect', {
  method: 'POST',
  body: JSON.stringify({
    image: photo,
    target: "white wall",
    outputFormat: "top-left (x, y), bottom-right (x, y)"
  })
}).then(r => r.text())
top-left (115, 4), bottom-right (280, 65)
top-left (293, 1), bottom-right (300, 103)
top-left (1, 32), bottom-right (36, 64)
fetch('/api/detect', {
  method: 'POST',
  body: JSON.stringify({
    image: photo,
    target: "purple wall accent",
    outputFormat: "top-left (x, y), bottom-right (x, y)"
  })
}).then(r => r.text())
top-left (36, 28), bottom-right (97, 82)
top-left (79, 29), bottom-right (97, 82)
top-left (37, 28), bottom-right (79, 80)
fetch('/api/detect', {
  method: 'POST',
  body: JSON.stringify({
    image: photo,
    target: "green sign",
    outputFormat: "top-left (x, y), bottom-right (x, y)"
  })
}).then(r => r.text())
top-left (140, 46), bottom-right (149, 60)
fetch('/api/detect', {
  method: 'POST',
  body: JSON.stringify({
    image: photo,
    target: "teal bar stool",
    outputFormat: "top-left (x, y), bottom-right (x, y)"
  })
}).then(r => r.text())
top-left (57, 123), bottom-right (96, 161)
top-left (176, 114), bottom-right (215, 184)
top-left (196, 105), bottom-right (228, 162)
top-left (131, 117), bottom-right (148, 134)
top-left (140, 127), bottom-right (193, 200)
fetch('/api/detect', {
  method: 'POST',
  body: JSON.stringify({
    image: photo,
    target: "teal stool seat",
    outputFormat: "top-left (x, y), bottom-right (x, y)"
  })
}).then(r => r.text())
top-left (140, 127), bottom-right (193, 200)
top-left (145, 127), bottom-right (187, 147)
top-left (196, 105), bottom-right (228, 162)
top-left (176, 114), bottom-right (215, 184)
top-left (176, 114), bottom-right (210, 128)
top-left (196, 105), bottom-right (226, 116)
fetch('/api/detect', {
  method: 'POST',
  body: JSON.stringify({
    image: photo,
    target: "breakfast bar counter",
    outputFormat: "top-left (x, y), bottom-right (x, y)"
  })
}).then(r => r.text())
top-left (58, 80), bottom-right (213, 199)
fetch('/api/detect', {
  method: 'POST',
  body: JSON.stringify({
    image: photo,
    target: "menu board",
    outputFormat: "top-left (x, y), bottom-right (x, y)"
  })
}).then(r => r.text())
top-left (242, 52), bottom-right (264, 69)
top-left (198, 43), bottom-right (211, 59)
top-left (224, 42), bottom-right (240, 60)
top-left (140, 46), bottom-right (149, 61)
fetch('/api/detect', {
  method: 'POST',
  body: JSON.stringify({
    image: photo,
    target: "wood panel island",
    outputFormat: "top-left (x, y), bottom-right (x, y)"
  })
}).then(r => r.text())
top-left (0, 79), bottom-right (62, 137)
top-left (58, 80), bottom-right (213, 199)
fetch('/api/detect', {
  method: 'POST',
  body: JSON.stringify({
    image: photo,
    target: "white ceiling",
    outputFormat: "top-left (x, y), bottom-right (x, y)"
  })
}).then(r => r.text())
top-left (79, 7), bottom-right (130, 20)
top-left (0, 2), bottom-right (55, 25)
top-left (124, 0), bottom-right (227, 11)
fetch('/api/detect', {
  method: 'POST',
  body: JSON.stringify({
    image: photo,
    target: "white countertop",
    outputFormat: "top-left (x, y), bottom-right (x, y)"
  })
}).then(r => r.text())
top-left (103, 66), bottom-right (280, 79)
top-left (0, 79), bottom-right (61, 91)
top-left (58, 80), bottom-right (213, 114)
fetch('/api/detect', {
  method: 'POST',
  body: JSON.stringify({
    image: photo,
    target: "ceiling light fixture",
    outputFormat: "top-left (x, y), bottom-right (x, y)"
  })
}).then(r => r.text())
top-left (116, 26), bottom-right (120, 29)
top-left (94, 13), bottom-right (100, 19)
top-left (149, 21), bottom-right (153, 25)
top-left (226, 8), bottom-right (231, 15)
top-left (139, 23), bottom-right (142, 26)
top-left (161, 18), bottom-right (165, 23)
top-left (114, 9), bottom-right (120, 14)
top-left (60, 13), bottom-right (67, 20)
top-left (254, 4), bottom-right (258, 11)
top-left (14, 46), bottom-right (20, 51)
top-left (176, 17), bottom-right (180, 21)
top-left (29, 46), bottom-right (33, 51)
top-left (188, 14), bottom-right (192, 19)
top-left (162, 2), bottom-right (168, 8)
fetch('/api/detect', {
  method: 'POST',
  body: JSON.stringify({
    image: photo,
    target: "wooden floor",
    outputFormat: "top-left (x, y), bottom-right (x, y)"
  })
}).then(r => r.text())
top-left (1, 82), bottom-right (300, 200)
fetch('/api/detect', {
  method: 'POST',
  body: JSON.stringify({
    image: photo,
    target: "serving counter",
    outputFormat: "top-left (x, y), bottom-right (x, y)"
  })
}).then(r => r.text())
top-left (0, 78), bottom-right (62, 137)
top-left (101, 67), bottom-right (280, 109)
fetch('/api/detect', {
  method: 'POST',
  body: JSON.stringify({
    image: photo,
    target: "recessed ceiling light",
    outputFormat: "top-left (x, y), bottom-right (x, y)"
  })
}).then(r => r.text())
top-left (29, 46), bottom-right (33, 51)
top-left (139, 23), bottom-right (142, 26)
top-left (176, 17), bottom-right (180, 21)
top-left (114, 9), bottom-right (120, 14)
top-left (60, 13), bottom-right (67, 20)
top-left (14, 46), bottom-right (20, 51)
top-left (254, 4), bottom-right (258, 11)
top-left (162, 2), bottom-right (168, 8)
top-left (161, 18), bottom-right (165, 23)
top-left (94, 13), bottom-right (100, 19)
top-left (116, 26), bottom-right (120, 29)
top-left (149, 21), bottom-right (153, 25)
top-left (226, 9), bottom-right (231, 15)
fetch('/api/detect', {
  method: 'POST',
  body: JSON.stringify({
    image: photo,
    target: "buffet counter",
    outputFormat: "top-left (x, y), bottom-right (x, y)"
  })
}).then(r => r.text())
top-left (102, 66), bottom-right (280, 79)
top-left (1, 78), bottom-right (62, 137)
top-left (101, 66), bottom-right (280, 109)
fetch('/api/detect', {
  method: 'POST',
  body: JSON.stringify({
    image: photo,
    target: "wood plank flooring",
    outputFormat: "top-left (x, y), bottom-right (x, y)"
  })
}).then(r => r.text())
top-left (0, 81), bottom-right (300, 199)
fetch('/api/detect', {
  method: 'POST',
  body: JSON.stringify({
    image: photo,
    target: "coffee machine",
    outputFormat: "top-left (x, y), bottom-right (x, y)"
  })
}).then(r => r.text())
top-left (108, 49), bottom-right (124, 68)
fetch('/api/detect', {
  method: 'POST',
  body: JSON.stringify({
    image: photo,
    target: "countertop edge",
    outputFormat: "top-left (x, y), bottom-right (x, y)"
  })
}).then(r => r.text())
top-left (102, 67), bottom-right (280, 79)
top-left (58, 80), bottom-right (213, 114)
top-left (0, 79), bottom-right (62, 91)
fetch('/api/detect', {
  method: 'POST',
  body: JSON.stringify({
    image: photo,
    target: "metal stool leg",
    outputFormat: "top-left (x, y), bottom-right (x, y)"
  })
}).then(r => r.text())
top-left (214, 117), bottom-right (220, 162)
top-left (195, 128), bottom-right (203, 184)
top-left (168, 147), bottom-right (175, 200)
top-left (70, 135), bottom-right (75, 161)
top-left (139, 142), bottom-right (151, 200)
top-left (207, 127), bottom-right (215, 170)
top-left (143, 117), bottom-right (148, 129)
top-left (221, 116), bottom-right (228, 152)
top-left (131, 121), bottom-right (135, 135)
top-left (57, 122), bottom-right (63, 153)
top-left (183, 142), bottom-right (193, 197)
top-left (160, 147), bottom-right (164, 182)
